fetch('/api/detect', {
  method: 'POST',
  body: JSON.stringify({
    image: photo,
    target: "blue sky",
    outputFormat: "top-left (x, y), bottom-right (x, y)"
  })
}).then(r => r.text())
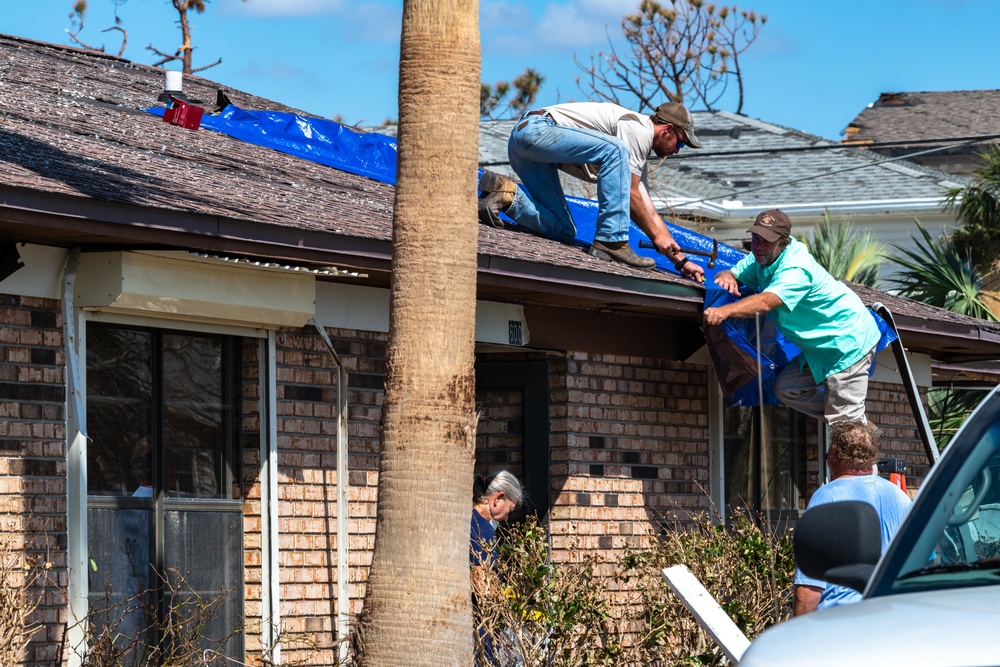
top-left (4, 0), bottom-right (999, 140)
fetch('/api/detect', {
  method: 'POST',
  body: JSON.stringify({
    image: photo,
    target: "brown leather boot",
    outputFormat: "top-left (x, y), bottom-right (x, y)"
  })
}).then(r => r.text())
top-left (478, 170), bottom-right (517, 228)
top-left (588, 240), bottom-right (656, 269)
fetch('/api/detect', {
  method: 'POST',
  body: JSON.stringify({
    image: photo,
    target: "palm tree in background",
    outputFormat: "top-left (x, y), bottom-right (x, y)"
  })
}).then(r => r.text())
top-left (798, 211), bottom-right (885, 288)
top-left (927, 388), bottom-right (987, 446)
top-left (889, 221), bottom-right (997, 321)
top-left (944, 144), bottom-right (1000, 277)
top-left (888, 221), bottom-right (997, 446)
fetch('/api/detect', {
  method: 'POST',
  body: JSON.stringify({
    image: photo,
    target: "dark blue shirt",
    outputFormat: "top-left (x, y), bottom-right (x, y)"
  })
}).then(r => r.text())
top-left (470, 510), bottom-right (495, 566)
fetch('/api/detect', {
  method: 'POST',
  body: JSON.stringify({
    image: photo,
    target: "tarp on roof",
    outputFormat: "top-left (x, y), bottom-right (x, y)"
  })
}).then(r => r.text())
top-left (147, 101), bottom-right (896, 408)
top-left (148, 103), bottom-right (398, 184)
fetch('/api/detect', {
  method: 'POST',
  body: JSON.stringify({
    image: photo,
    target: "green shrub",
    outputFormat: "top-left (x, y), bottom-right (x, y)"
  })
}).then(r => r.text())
top-left (474, 509), bottom-right (794, 667)
top-left (474, 516), bottom-right (623, 667)
top-left (617, 508), bottom-right (794, 666)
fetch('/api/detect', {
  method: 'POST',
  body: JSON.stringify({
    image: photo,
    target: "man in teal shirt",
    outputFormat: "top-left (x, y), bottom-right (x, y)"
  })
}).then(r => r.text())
top-left (704, 209), bottom-right (881, 425)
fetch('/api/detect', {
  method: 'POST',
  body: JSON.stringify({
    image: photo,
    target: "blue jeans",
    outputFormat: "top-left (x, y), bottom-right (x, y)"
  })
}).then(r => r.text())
top-left (506, 114), bottom-right (632, 244)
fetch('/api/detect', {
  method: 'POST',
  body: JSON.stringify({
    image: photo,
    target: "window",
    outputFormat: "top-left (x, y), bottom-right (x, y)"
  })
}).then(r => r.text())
top-left (723, 404), bottom-right (813, 523)
top-left (85, 322), bottom-right (243, 663)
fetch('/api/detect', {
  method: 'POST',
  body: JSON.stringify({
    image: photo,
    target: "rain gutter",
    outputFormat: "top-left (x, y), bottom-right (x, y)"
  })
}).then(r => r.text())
top-left (0, 185), bottom-right (393, 271)
top-left (308, 319), bottom-right (352, 665)
top-left (656, 196), bottom-right (951, 221)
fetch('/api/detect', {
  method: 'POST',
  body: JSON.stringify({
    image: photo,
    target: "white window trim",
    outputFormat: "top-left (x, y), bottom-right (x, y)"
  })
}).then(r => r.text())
top-left (65, 306), bottom-right (271, 667)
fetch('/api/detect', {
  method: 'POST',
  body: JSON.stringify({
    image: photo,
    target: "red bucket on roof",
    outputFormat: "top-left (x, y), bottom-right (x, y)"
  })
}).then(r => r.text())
top-left (163, 96), bottom-right (204, 130)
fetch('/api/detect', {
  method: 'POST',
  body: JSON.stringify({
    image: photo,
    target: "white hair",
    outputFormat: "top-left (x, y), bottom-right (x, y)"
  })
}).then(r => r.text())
top-left (474, 470), bottom-right (523, 507)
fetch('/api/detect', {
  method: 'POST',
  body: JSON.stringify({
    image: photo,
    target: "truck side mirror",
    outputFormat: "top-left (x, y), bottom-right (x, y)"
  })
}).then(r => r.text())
top-left (795, 500), bottom-right (882, 593)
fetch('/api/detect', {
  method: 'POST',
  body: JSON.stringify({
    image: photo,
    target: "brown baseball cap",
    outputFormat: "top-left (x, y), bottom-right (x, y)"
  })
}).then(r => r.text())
top-left (747, 209), bottom-right (791, 242)
top-left (651, 102), bottom-right (702, 148)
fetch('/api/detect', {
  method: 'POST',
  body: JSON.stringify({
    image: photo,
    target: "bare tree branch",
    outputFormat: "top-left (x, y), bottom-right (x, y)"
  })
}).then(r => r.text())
top-left (576, 0), bottom-right (766, 113)
top-left (147, 0), bottom-right (221, 74)
top-left (101, 26), bottom-right (128, 58)
top-left (192, 58), bottom-right (223, 73)
top-left (65, 1), bottom-right (128, 58)
top-left (65, 0), bottom-right (101, 52)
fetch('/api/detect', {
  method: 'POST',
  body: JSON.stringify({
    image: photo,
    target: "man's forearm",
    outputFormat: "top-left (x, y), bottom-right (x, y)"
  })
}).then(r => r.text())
top-left (793, 584), bottom-right (822, 616)
top-left (628, 187), bottom-right (672, 251)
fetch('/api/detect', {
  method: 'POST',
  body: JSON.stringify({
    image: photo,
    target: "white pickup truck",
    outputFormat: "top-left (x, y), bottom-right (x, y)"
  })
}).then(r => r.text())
top-left (740, 384), bottom-right (1000, 666)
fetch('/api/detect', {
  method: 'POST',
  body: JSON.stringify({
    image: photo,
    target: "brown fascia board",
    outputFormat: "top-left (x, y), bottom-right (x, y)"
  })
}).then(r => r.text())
top-left (0, 184), bottom-right (393, 273)
top-left (932, 362), bottom-right (1000, 388)
top-left (8, 190), bottom-right (996, 348)
top-left (0, 184), bottom-right (707, 316)
top-left (890, 312), bottom-right (1000, 363)
top-left (476, 254), bottom-right (704, 317)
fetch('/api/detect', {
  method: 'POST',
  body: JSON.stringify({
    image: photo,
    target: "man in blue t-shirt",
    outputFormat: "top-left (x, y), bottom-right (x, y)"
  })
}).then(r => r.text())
top-left (793, 420), bottom-right (911, 614)
top-left (704, 209), bottom-right (881, 426)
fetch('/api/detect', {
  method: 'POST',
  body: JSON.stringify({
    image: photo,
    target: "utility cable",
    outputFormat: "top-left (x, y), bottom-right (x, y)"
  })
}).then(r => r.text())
top-left (668, 133), bottom-right (1000, 159)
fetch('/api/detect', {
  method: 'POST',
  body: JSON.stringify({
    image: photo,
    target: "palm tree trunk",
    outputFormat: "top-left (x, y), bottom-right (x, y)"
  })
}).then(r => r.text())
top-left (354, 1), bottom-right (481, 665)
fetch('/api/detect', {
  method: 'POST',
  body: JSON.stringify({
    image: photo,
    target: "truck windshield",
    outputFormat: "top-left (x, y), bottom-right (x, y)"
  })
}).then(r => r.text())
top-left (887, 422), bottom-right (1000, 592)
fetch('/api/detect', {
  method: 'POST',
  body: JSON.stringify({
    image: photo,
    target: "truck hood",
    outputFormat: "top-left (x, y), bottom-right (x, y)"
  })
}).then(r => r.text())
top-left (740, 586), bottom-right (1000, 667)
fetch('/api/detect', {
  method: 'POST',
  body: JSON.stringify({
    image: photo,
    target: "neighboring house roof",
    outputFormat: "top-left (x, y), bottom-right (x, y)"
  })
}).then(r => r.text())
top-left (841, 90), bottom-right (1000, 177)
top-left (2, 32), bottom-right (1000, 369)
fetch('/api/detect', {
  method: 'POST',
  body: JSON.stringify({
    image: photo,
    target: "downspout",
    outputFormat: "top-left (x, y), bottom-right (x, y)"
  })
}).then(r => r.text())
top-left (260, 333), bottom-right (281, 664)
top-left (62, 248), bottom-right (88, 667)
top-left (308, 318), bottom-right (351, 664)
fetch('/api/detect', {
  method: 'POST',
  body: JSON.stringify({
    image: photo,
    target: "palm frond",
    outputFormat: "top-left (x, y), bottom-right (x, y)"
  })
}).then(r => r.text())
top-left (928, 387), bottom-right (989, 447)
top-left (887, 221), bottom-right (997, 322)
top-left (801, 211), bottom-right (885, 288)
top-left (945, 144), bottom-right (1000, 273)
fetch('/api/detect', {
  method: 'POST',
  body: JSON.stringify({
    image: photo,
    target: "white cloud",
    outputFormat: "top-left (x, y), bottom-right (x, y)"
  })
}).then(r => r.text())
top-left (482, 0), bottom-right (623, 55)
top-left (536, 0), bottom-right (622, 47)
top-left (218, 0), bottom-right (346, 18)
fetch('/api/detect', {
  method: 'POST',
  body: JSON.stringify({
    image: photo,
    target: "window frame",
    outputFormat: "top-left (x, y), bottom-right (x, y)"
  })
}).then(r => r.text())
top-left (67, 311), bottom-right (267, 666)
top-left (710, 380), bottom-right (819, 525)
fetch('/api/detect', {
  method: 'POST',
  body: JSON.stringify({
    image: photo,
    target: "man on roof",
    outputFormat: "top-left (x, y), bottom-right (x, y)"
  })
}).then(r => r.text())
top-left (477, 101), bottom-right (705, 279)
top-left (704, 209), bottom-right (882, 427)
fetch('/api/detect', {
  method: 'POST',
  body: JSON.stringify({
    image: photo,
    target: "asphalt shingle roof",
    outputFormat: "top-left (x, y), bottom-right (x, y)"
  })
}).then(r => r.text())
top-left (844, 90), bottom-right (1000, 145)
top-left (475, 110), bottom-right (968, 212)
top-left (0, 33), bottom-right (691, 290)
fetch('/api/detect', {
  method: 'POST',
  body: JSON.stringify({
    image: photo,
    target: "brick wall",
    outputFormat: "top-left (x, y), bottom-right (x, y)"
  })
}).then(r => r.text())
top-left (240, 340), bottom-right (265, 661)
top-left (475, 387), bottom-right (525, 481)
top-left (262, 327), bottom-right (385, 666)
top-left (475, 350), bottom-right (713, 562)
top-left (867, 379), bottom-right (933, 488)
top-left (548, 352), bottom-right (712, 584)
top-left (0, 298), bottom-right (942, 667)
top-left (0, 295), bottom-right (67, 667)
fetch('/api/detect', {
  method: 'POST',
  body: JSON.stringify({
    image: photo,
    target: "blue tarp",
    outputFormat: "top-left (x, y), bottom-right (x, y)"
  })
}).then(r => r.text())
top-left (148, 104), bottom-right (399, 184)
top-left (549, 194), bottom-right (746, 280)
top-left (148, 102), bottom-right (895, 407)
top-left (704, 282), bottom-right (898, 407)
top-left (486, 178), bottom-right (897, 408)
